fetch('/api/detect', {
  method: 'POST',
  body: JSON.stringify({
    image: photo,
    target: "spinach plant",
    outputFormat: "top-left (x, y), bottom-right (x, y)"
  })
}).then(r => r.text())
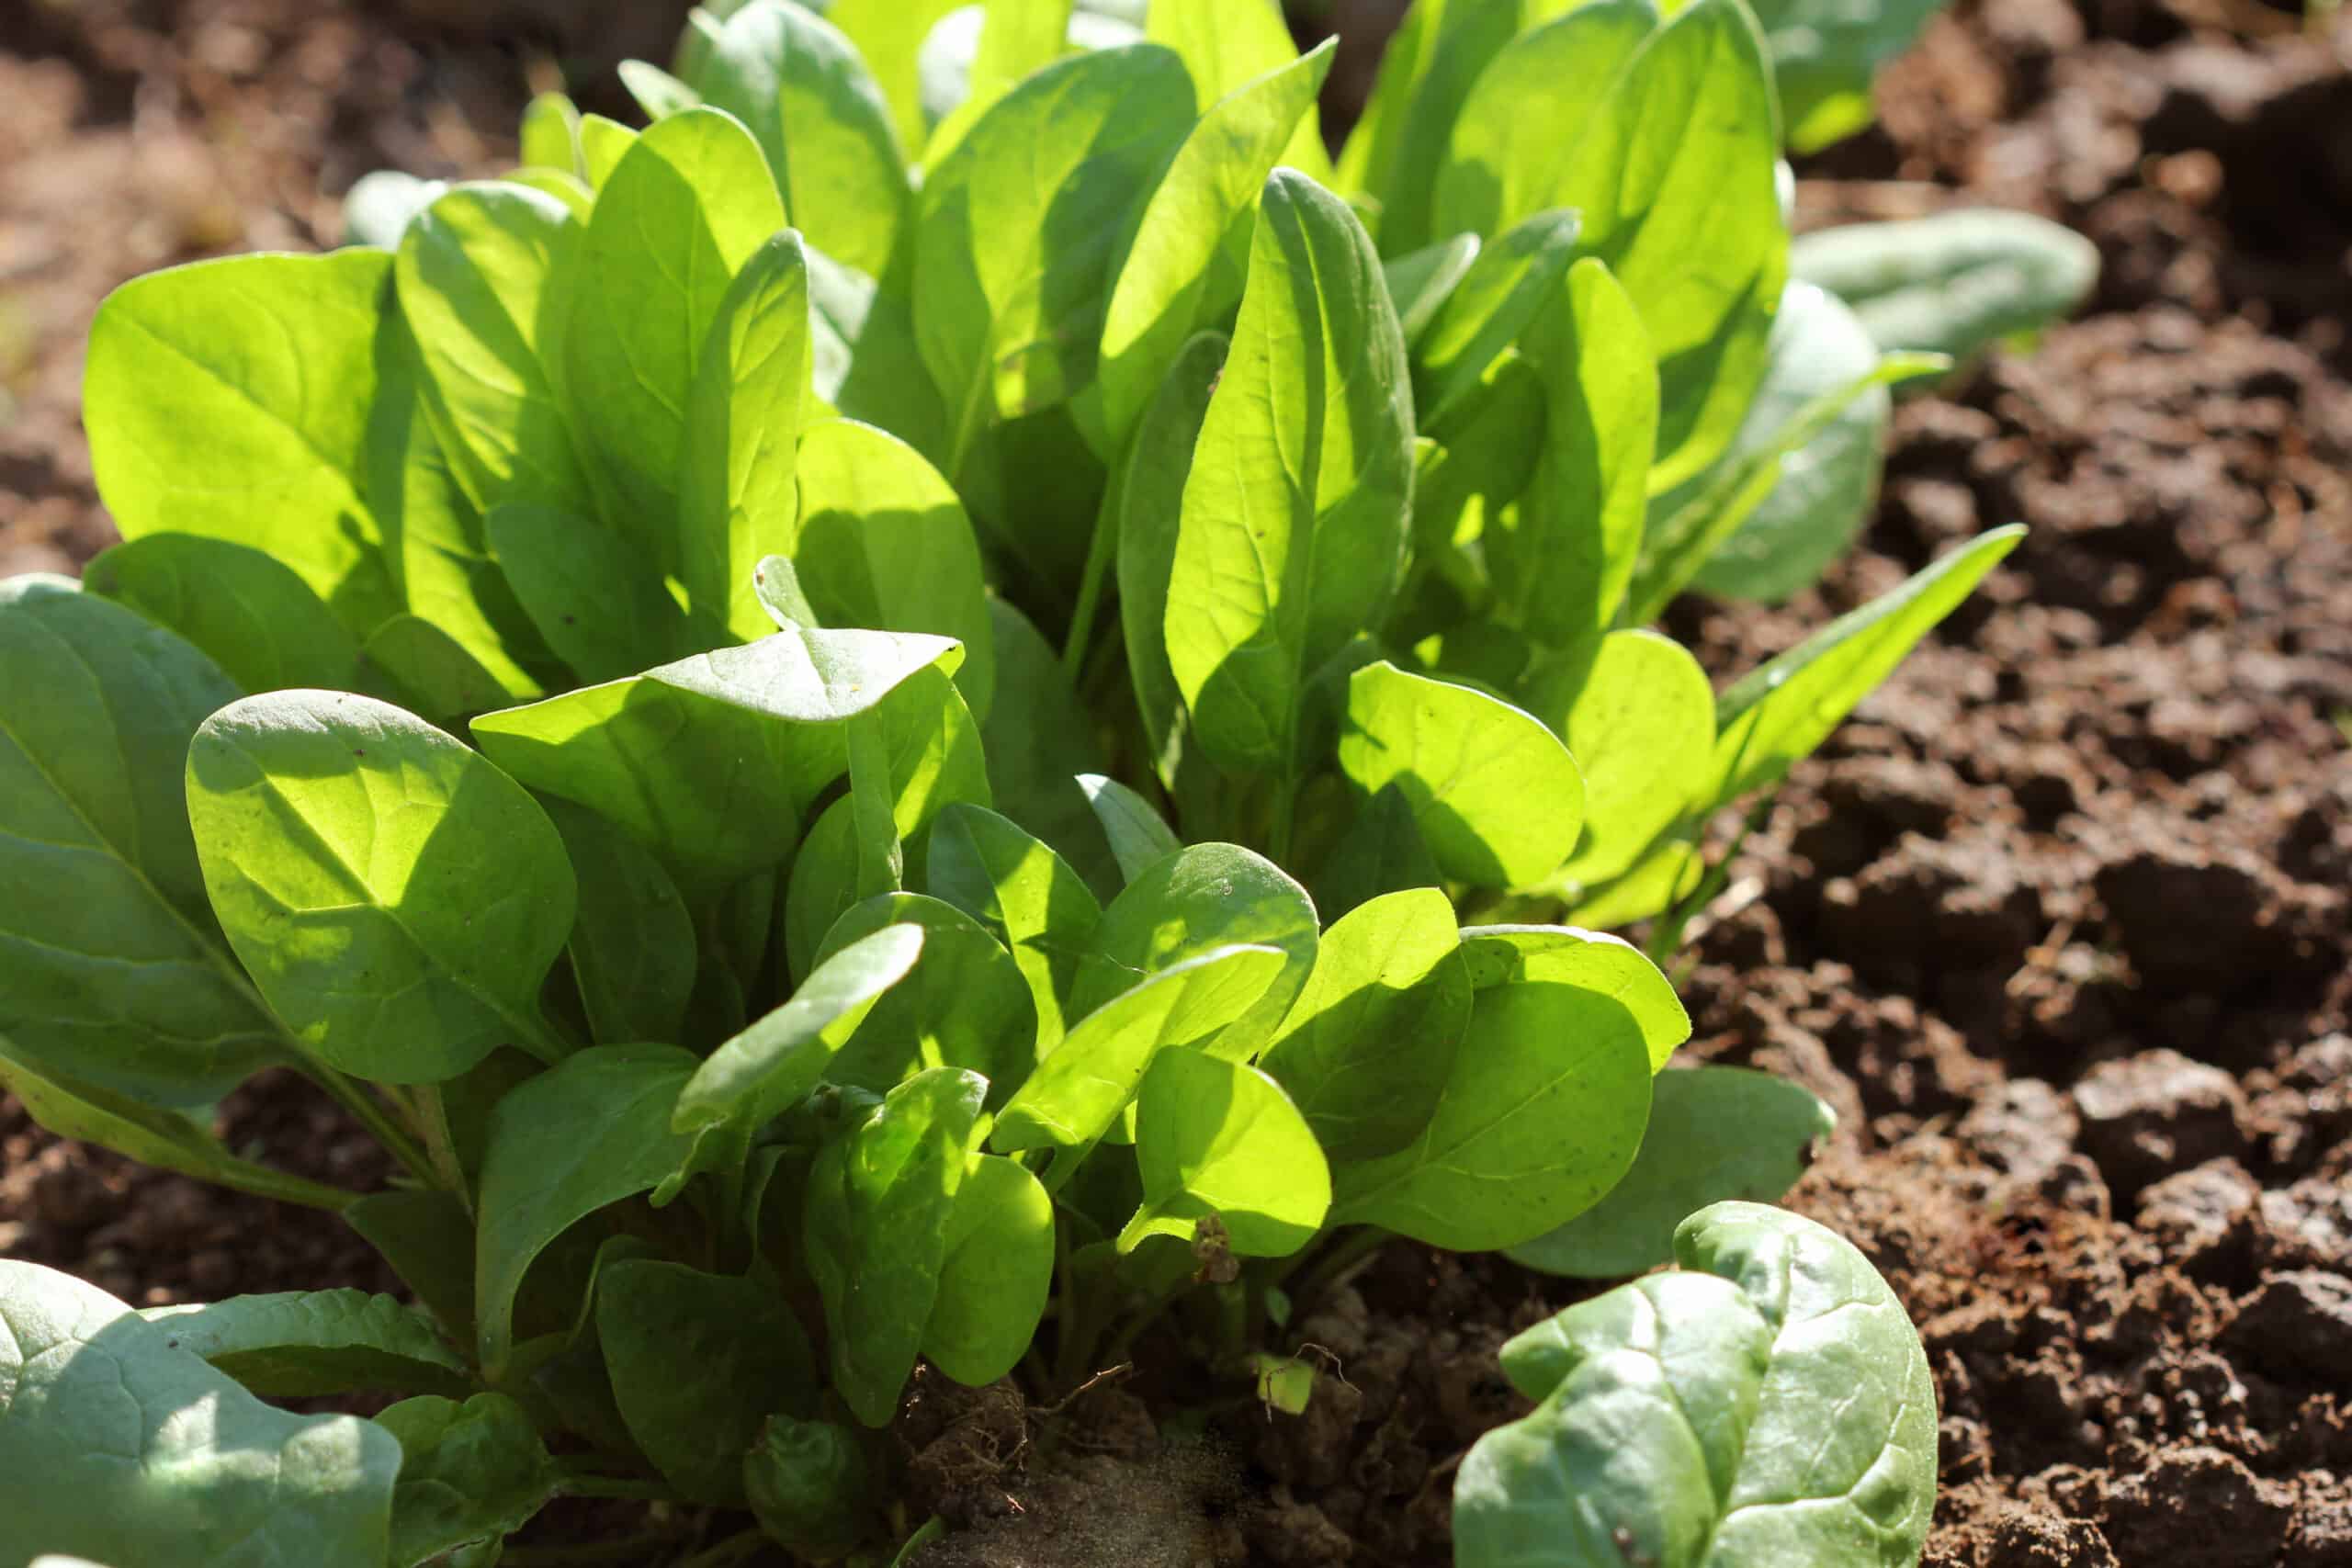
top-left (0, 1), bottom-right (2000, 1562)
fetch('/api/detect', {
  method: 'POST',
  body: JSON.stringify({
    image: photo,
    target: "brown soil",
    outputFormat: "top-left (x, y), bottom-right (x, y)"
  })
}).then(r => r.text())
top-left (6, 1), bottom-right (2351, 1566)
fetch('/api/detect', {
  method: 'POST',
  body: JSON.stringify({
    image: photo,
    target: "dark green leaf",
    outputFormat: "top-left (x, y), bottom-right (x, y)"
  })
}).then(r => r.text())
top-left (541, 798), bottom-right (696, 1047)
top-left (1790, 208), bottom-right (2099, 360)
top-left (84, 536), bottom-right (365, 695)
top-left (376, 1393), bottom-right (556, 1566)
top-left (923, 803), bottom-right (1102, 1055)
top-left (487, 502), bottom-right (695, 683)
top-left (137, 1290), bottom-right (470, 1400)
top-left (811, 895), bottom-right (1037, 1103)
top-left (1077, 774), bottom-right (1181, 885)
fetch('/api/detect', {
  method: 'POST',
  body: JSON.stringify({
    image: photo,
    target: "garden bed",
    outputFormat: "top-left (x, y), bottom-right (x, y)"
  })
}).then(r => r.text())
top-left (2, 0), bottom-right (2347, 1563)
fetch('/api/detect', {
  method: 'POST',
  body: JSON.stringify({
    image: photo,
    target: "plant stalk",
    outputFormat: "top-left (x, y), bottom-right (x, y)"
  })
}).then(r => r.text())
top-left (308, 1066), bottom-right (438, 1191)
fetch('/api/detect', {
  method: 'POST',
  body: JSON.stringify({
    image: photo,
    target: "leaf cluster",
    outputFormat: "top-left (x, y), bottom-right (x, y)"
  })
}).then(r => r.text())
top-left (0, 2), bottom-right (2039, 1563)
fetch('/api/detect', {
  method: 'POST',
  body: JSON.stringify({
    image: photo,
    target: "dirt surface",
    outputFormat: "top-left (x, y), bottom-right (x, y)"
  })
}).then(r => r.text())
top-left (6, 1), bottom-right (2351, 1565)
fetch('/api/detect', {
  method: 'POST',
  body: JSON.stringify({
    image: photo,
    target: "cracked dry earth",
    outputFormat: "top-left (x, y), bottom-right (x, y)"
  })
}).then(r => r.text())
top-left (5, 0), bottom-right (2351, 1564)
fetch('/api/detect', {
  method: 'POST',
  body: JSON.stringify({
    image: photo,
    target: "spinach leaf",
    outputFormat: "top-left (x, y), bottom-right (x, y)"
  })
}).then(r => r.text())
top-left (0, 580), bottom-right (278, 1108)
top-left (1683, 282), bottom-right (1894, 604)
top-left (137, 1289), bottom-right (471, 1399)
top-left (84, 536), bottom-right (365, 696)
top-left (691, 0), bottom-right (911, 278)
top-left (1145, 0), bottom-right (1333, 178)
top-left (376, 1393), bottom-right (557, 1565)
top-left (670, 923), bottom-right (922, 1196)
top-left (1457, 1202), bottom-right (1937, 1568)
top-left (1709, 525), bottom-right (2027, 805)
top-left (924, 802), bottom-right (1102, 1054)
top-left (1385, 235), bottom-right (1486, 350)
top-left (1337, 660), bottom-right (1584, 890)
top-left (828, 0), bottom-right (966, 152)
top-left (812, 894), bottom-right (1038, 1100)
top-left (1165, 170), bottom-right (1414, 781)
top-left (1414, 207), bottom-right (1581, 429)
top-left (924, 1153), bottom-right (1057, 1385)
top-left (84, 251), bottom-right (400, 635)
top-left (1356, 0), bottom-right (1535, 254)
top-left (792, 418), bottom-right (996, 720)
top-left (474, 1043), bottom-right (701, 1377)
top-left (914, 45), bottom-right (1195, 467)
top-left (1530, 631), bottom-right (1715, 888)
top-left (1259, 887), bottom-right (1473, 1163)
top-left (596, 1258), bottom-right (819, 1504)
top-left (1490, 258), bottom-right (1654, 650)
top-left (976, 598), bottom-right (1122, 899)
top-left (1071, 842), bottom-right (1318, 1061)
top-left (1329, 979), bottom-right (1652, 1249)
top-left (1455, 924), bottom-right (1690, 1069)
top-left (991, 944), bottom-right (1287, 1153)
top-left (488, 502), bottom-right (695, 682)
top-left (0, 1260), bottom-right (401, 1567)
top-left (540, 797), bottom-right (697, 1047)
top-left (560, 107), bottom-right (786, 540)
top-left (1076, 773), bottom-right (1182, 885)
top-left (1508, 1066), bottom-right (1835, 1277)
top-left (679, 230), bottom-right (812, 646)
top-left (1121, 1047), bottom-right (1330, 1257)
top-left (345, 1190), bottom-right (480, 1341)
top-left (187, 691), bottom-right (576, 1081)
top-left (1091, 38), bottom-right (1334, 450)
top-left (1790, 208), bottom-right (2100, 361)
top-left (805, 1066), bottom-right (988, 1426)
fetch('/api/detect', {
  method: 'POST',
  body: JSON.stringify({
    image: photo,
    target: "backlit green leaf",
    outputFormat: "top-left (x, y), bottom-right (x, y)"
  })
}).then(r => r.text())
top-left (1120, 1048), bottom-right (1329, 1258)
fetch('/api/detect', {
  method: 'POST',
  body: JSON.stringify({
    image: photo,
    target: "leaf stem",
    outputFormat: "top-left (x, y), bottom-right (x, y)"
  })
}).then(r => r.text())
top-left (1061, 484), bottom-right (1119, 676)
top-left (198, 1152), bottom-right (360, 1213)
top-left (558, 1472), bottom-right (682, 1503)
top-left (499, 1530), bottom-right (694, 1567)
top-left (1286, 1225), bottom-right (1392, 1309)
top-left (674, 1528), bottom-right (766, 1568)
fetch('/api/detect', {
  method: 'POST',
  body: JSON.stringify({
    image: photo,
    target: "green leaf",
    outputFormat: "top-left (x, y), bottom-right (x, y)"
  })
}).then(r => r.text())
top-left (1166, 170), bottom-right (1415, 778)
top-left (1530, 631), bottom-right (1714, 887)
top-left (577, 114), bottom-right (639, 189)
top-left (376, 1393), bottom-right (557, 1565)
top-left (923, 1153), bottom-right (1056, 1385)
top-left (560, 107), bottom-right (786, 543)
top-left (1382, 233), bottom-right (1484, 344)
top-left (924, 803), bottom-right (1102, 1055)
top-left (1359, 0), bottom-right (1541, 254)
top-left (0, 1037), bottom-right (351, 1213)
top-left (470, 625), bottom-right (963, 890)
top-left (1430, 0), bottom-right (1656, 243)
top-left (1683, 282), bottom-right (1894, 603)
top-left (1146, 0), bottom-right (1330, 175)
top-left (829, 0), bottom-right (967, 152)
top-left (792, 419), bottom-right (997, 720)
top-left (1116, 330), bottom-right (1227, 789)
top-left (0, 580), bottom-right (278, 1108)
top-left (84, 536), bottom-right (366, 696)
top-left (394, 183), bottom-right (593, 519)
top-left (1457, 1201), bottom-right (1938, 1568)
top-left (1508, 1066), bottom-right (1835, 1277)
top-left (1749, 0), bottom-right (1948, 152)
top-left (1414, 208), bottom-right (1581, 427)
top-left (1071, 843), bottom-right (1319, 1061)
top-left (1628, 345), bottom-right (1944, 626)
top-left (1092, 39), bottom-right (1335, 450)
top-left (991, 944), bottom-right (1287, 1152)
top-left (670, 924), bottom-right (925, 1197)
top-left (1463, 0), bottom-right (1785, 490)
top-left (474, 1044), bottom-right (700, 1376)
top-left (519, 90), bottom-right (584, 175)
top-left (914, 44), bottom-right (1196, 458)
top-left (805, 1066), bottom-right (987, 1427)
top-left (1488, 257), bottom-right (1655, 649)
top-left (343, 170), bottom-right (447, 250)
top-left (365, 317), bottom-right (552, 708)
top-left (1455, 924), bottom-right (1690, 1069)
top-left (187, 691), bottom-right (576, 1081)
top-left (1336, 661), bottom-right (1584, 889)
top-left (1566, 837), bottom-right (1705, 931)
top-left (807, 244), bottom-right (952, 457)
top-left (1076, 773), bottom-right (1181, 885)
top-left (1710, 525), bottom-right (2027, 805)
top-left (85, 251), bottom-right (399, 635)
top-left (1259, 887), bottom-right (1473, 1163)
top-left (540, 798), bottom-right (697, 1047)
top-left (694, 1), bottom-right (911, 278)
top-left (971, 0), bottom-right (1081, 108)
top-left (137, 1290), bottom-right (471, 1399)
top-left (488, 502), bottom-right (695, 683)
top-left (743, 1415), bottom-right (878, 1560)
top-left (597, 1258), bottom-right (819, 1505)
top-left (1790, 208), bottom-right (2100, 360)
top-left (0, 1260), bottom-right (400, 1567)
top-left (1120, 1048), bottom-right (1329, 1257)
top-left (976, 598), bottom-right (1121, 899)
top-left (811, 895), bottom-right (1038, 1102)
top-left (1329, 979), bottom-right (1652, 1249)
top-left (679, 231), bottom-right (813, 646)
top-left (621, 58), bottom-right (703, 119)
